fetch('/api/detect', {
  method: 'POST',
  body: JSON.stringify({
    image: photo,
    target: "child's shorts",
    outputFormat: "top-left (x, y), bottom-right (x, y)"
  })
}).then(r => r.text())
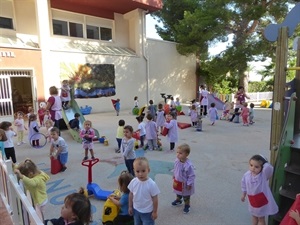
top-left (58, 152), bottom-right (68, 165)
top-left (83, 142), bottom-right (94, 150)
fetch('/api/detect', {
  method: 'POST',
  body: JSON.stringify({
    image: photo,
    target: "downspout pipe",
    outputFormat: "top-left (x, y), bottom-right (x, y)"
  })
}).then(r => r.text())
top-left (142, 10), bottom-right (150, 103)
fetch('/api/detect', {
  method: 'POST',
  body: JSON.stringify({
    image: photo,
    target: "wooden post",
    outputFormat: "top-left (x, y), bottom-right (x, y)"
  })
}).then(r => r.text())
top-left (270, 27), bottom-right (288, 165)
top-left (295, 38), bottom-right (300, 133)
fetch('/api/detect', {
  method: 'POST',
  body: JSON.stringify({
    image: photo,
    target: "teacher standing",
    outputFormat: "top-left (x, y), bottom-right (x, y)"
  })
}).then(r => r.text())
top-left (45, 86), bottom-right (62, 129)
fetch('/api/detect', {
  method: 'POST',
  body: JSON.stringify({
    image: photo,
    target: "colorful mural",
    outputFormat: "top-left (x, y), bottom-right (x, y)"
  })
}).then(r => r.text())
top-left (60, 63), bottom-right (115, 98)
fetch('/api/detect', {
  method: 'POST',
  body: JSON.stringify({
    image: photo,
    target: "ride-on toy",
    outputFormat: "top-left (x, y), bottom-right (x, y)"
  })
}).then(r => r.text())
top-left (81, 158), bottom-right (113, 200)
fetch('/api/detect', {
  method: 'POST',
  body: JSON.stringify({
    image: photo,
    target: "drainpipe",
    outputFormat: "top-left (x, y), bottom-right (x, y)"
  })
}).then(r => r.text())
top-left (142, 10), bottom-right (150, 103)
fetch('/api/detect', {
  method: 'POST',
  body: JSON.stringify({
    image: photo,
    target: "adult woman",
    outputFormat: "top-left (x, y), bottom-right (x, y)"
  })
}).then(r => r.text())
top-left (230, 86), bottom-right (250, 122)
top-left (45, 86), bottom-right (62, 129)
top-left (199, 85), bottom-right (209, 116)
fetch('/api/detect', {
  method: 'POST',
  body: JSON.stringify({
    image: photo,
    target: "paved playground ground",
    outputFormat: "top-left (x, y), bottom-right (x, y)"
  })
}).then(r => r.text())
top-left (15, 107), bottom-right (272, 225)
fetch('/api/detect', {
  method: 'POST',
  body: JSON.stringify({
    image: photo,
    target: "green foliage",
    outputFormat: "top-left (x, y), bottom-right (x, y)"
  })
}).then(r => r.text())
top-left (248, 81), bottom-right (273, 92)
top-left (153, 0), bottom-right (295, 90)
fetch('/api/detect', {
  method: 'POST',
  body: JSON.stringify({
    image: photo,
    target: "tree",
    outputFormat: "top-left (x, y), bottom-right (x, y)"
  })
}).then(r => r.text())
top-left (153, 0), bottom-right (293, 91)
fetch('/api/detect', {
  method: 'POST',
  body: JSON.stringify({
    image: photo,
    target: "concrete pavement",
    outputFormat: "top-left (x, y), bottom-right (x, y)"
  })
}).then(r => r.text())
top-left (15, 107), bottom-right (272, 225)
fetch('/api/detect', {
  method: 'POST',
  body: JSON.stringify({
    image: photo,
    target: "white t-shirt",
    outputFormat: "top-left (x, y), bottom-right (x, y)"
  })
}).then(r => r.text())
top-left (4, 130), bottom-right (16, 148)
top-left (138, 122), bottom-right (146, 136)
top-left (128, 177), bottom-right (160, 213)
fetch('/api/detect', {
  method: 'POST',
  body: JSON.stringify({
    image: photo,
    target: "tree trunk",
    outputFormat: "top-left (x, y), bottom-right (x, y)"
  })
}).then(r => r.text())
top-left (238, 63), bottom-right (249, 92)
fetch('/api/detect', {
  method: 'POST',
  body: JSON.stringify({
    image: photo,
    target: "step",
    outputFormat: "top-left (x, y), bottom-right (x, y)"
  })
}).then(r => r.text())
top-left (285, 165), bottom-right (300, 175)
top-left (279, 188), bottom-right (297, 200)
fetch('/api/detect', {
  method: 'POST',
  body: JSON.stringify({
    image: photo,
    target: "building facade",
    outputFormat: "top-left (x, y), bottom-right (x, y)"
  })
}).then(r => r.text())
top-left (0, 0), bottom-right (196, 122)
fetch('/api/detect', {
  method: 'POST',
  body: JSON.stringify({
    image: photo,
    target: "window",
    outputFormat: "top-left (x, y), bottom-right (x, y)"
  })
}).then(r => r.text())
top-left (86, 25), bottom-right (99, 40)
top-left (0, 17), bottom-right (13, 29)
top-left (69, 22), bottom-right (83, 38)
top-left (100, 27), bottom-right (112, 41)
top-left (53, 19), bottom-right (68, 36)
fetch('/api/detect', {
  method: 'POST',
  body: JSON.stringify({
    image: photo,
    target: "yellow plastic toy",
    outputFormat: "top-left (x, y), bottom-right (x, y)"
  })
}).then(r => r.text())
top-left (102, 189), bottom-right (121, 225)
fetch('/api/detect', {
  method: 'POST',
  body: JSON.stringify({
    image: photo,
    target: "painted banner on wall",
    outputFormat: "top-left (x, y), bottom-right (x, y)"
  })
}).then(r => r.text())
top-left (60, 63), bottom-right (115, 98)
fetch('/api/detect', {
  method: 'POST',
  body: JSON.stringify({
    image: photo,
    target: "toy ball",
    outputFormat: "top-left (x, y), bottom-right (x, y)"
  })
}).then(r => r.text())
top-left (39, 102), bottom-right (46, 108)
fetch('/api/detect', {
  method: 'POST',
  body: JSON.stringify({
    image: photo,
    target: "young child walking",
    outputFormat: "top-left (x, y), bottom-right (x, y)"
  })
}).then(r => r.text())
top-left (249, 103), bottom-right (255, 125)
top-left (135, 116), bottom-right (146, 148)
top-left (108, 171), bottom-right (134, 225)
top-left (28, 114), bottom-right (41, 147)
top-left (14, 159), bottom-right (50, 221)
top-left (50, 127), bottom-right (68, 172)
top-left (60, 79), bottom-right (71, 109)
top-left (208, 102), bottom-right (218, 125)
top-left (145, 114), bottom-right (158, 151)
top-left (190, 105), bottom-right (198, 126)
top-left (121, 125), bottom-right (136, 176)
top-left (45, 119), bottom-right (54, 142)
top-left (241, 102), bottom-right (250, 126)
top-left (0, 121), bottom-right (17, 163)
top-left (172, 144), bottom-right (196, 214)
top-left (134, 96), bottom-right (139, 108)
top-left (38, 104), bottom-right (46, 126)
top-left (148, 100), bottom-right (157, 121)
top-left (128, 157), bottom-right (160, 225)
top-left (164, 112), bottom-right (178, 152)
top-left (79, 120), bottom-right (95, 161)
top-left (14, 111), bottom-right (27, 146)
top-left (44, 192), bottom-right (91, 225)
top-left (241, 154), bottom-right (278, 225)
top-left (156, 103), bottom-right (165, 134)
top-left (43, 110), bottom-right (51, 126)
top-left (114, 99), bottom-right (120, 116)
top-left (115, 119), bottom-right (125, 153)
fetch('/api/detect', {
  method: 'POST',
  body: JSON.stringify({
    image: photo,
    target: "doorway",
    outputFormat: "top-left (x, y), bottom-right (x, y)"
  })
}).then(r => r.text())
top-left (0, 70), bottom-right (34, 122)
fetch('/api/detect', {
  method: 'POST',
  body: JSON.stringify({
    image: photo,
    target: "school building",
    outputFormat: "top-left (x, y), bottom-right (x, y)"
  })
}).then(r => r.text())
top-left (0, 0), bottom-right (197, 122)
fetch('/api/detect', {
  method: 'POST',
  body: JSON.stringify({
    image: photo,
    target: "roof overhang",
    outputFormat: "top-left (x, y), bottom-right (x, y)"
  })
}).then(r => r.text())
top-left (50, 0), bottom-right (163, 19)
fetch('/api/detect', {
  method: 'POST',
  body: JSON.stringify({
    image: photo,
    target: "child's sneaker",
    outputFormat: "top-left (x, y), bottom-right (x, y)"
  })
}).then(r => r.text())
top-left (17, 142), bottom-right (21, 146)
top-left (183, 205), bottom-right (190, 214)
top-left (83, 156), bottom-right (88, 161)
top-left (171, 199), bottom-right (182, 206)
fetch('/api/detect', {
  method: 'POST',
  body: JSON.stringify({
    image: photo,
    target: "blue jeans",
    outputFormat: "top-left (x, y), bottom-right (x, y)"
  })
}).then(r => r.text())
top-left (125, 159), bottom-right (135, 176)
top-left (133, 209), bottom-right (154, 225)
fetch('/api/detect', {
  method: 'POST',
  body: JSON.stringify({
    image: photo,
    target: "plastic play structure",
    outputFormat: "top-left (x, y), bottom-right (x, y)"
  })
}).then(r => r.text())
top-left (81, 158), bottom-right (113, 200)
top-left (264, 3), bottom-right (300, 225)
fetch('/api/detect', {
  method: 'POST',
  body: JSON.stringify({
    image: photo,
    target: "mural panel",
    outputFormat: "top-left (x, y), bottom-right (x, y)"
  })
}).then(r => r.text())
top-left (60, 63), bottom-right (115, 98)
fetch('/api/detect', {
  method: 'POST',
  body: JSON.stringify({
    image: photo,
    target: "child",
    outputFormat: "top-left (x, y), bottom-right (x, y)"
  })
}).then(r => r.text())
top-left (145, 113), bottom-right (158, 151)
top-left (169, 97), bottom-right (177, 118)
top-left (50, 127), bottom-right (68, 172)
top-left (108, 171), bottom-right (134, 225)
top-left (60, 79), bottom-right (71, 109)
top-left (45, 119), bottom-right (54, 142)
top-left (249, 103), bottom-right (255, 124)
top-left (43, 110), bottom-right (51, 126)
top-left (199, 85), bottom-right (208, 116)
top-left (114, 99), bottom-right (120, 116)
top-left (28, 114), bottom-right (41, 147)
top-left (120, 125), bottom-right (136, 176)
top-left (241, 154), bottom-right (278, 225)
top-left (156, 103), bottom-right (165, 134)
top-left (27, 106), bottom-right (34, 120)
top-left (14, 159), bottom-right (50, 221)
top-left (148, 100), bottom-right (157, 121)
top-left (69, 113), bottom-right (80, 131)
top-left (175, 97), bottom-right (181, 106)
top-left (44, 192), bottom-right (91, 225)
top-left (190, 105), bottom-right (198, 126)
top-left (208, 102), bottom-right (218, 125)
top-left (38, 104), bottom-right (46, 126)
top-left (172, 144), bottom-right (195, 214)
top-left (128, 157), bottom-right (160, 225)
top-left (134, 96), bottom-right (139, 108)
top-left (164, 112), bottom-right (178, 151)
top-left (135, 116), bottom-right (146, 148)
top-left (116, 119), bottom-right (125, 153)
top-left (79, 120), bottom-right (95, 161)
top-left (241, 102), bottom-right (249, 126)
top-left (14, 111), bottom-right (27, 146)
top-left (0, 121), bottom-right (17, 163)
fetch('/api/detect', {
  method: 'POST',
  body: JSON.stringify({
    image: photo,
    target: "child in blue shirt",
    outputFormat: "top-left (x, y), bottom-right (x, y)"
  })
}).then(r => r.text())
top-left (108, 171), bottom-right (134, 225)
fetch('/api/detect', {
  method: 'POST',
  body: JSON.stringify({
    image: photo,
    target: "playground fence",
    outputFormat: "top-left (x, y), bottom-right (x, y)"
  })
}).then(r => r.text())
top-left (215, 92), bottom-right (273, 103)
top-left (0, 156), bottom-right (43, 225)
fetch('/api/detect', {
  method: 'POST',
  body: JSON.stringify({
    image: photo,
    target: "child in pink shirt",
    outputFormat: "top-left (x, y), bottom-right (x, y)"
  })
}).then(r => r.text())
top-left (241, 102), bottom-right (249, 126)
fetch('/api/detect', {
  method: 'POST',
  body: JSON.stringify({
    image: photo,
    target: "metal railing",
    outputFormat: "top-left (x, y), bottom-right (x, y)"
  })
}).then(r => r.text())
top-left (0, 155), bottom-right (43, 225)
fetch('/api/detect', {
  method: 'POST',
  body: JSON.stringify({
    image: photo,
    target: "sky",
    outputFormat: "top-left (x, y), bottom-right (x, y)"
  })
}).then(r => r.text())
top-left (146, 15), bottom-right (265, 81)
